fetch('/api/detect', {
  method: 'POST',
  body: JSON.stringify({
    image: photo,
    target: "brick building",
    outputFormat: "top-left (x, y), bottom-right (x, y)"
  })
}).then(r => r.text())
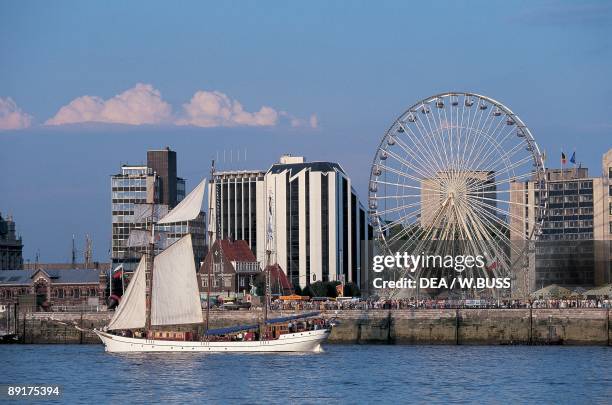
top-left (199, 239), bottom-right (261, 297)
top-left (0, 269), bottom-right (106, 311)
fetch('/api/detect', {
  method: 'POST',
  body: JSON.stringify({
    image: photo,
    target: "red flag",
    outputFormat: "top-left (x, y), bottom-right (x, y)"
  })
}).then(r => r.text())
top-left (112, 264), bottom-right (124, 279)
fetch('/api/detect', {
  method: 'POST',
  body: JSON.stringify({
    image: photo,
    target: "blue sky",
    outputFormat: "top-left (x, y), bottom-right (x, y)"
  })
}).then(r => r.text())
top-left (1, 0), bottom-right (611, 263)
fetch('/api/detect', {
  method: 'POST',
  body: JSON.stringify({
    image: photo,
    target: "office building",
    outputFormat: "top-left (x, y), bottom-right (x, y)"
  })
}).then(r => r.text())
top-left (111, 148), bottom-right (205, 273)
top-left (208, 155), bottom-right (371, 291)
top-left (510, 148), bottom-right (612, 291)
top-left (207, 170), bottom-right (266, 259)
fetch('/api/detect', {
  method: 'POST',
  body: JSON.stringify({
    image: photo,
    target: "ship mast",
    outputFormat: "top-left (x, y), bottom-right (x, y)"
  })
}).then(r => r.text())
top-left (205, 160), bottom-right (215, 335)
top-left (144, 172), bottom-right (156, 334)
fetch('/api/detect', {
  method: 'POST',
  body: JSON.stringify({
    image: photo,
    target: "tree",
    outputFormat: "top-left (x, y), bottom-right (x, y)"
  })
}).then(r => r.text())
top-left (343, 282), bottom-right (361, 297)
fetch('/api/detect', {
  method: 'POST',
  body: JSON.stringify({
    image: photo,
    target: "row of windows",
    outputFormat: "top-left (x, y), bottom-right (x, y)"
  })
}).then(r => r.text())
top-left (549, 181), bottom-right (592, 191)
top-left (112, 203), bottom-right (136, 211)
top-left (201, 276), bottom-right (232, 288)
top-left (52, 287), bottom-right (98, 298)
top-left (543, 233), bottom-right (594, 240)
top-left (112, 190), bottom-right (147, 200)
top-left (548, 207), bottom-right (593, 216)
top-left (111, 178), bottom-right (147, 188)
top-left (0, 287), bottom-right (97, 299)
top-left (543, 220), bottom-right (593, 229)
top-left (549, 195), bottom-right (593, 204)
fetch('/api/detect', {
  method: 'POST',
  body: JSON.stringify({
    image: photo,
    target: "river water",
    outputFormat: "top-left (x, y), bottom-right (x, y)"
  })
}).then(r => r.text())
top-left (1, 345), bottom-right (610, 404)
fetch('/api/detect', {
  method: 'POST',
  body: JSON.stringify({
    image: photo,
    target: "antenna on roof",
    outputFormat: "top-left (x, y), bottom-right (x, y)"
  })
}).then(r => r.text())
top-left (71, 234), bottom-right (77, 269)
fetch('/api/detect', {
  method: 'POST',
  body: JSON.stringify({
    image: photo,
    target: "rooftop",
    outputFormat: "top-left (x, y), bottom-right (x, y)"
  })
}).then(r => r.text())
top-left (0, 269), bottom-right (101, 286)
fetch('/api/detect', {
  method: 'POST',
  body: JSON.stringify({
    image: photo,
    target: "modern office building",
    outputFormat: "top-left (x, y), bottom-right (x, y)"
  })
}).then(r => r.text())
top-left (207, 170), bottom-right (266, 259)
top-left (510, 148), bottom-right (612, 291)
top-left (111, 148), bottom-right (205, 273)
top-left (266, 155), bottom-right (369, 289)
top-left (207, 155), bottom-right (371, 291)
top-left (0, 213), bottom-right (23, 270)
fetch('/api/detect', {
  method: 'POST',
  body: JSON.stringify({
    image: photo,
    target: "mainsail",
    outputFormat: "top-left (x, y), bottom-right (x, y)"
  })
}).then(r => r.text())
top-left (108, 256), bottom-right (146, 330)
top-left (110, 178), bottom-right (206, 331)
top-left (151, 234), bottom-right (203, 326)
top-left (157, 178), bottom-right (206, 224)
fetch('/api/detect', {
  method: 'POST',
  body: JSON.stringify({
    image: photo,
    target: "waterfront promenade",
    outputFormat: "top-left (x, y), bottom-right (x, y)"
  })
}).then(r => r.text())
top-left (8, 307), bottom-right (611, 346)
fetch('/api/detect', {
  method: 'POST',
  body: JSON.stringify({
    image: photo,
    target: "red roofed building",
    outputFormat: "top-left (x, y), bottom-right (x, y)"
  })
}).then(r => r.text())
top-left (198, 239), bottom-right (261, 296)
top-left (265, 263), bottom-right (294, 296)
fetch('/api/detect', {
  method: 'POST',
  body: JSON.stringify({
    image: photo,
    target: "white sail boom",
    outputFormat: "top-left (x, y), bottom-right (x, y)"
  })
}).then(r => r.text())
top-left (151, 234), bottom-right (203, 326)
top-left (157, 178), bottom-right (206, 224)
top-left (108, 257), bottom-right (146, 330)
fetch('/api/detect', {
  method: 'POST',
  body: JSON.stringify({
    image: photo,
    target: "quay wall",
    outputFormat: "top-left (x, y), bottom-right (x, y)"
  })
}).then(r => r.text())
top-left (10, 309), bottom-right (611, 345)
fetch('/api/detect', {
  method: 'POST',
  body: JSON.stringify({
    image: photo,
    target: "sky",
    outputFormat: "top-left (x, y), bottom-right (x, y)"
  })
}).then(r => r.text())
top-left (1, 0), bottom-right (611, 263)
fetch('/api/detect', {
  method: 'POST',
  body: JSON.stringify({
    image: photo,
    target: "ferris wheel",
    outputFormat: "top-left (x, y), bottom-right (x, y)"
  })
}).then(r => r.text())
top-left (368, 92), bottom-right (547, 295)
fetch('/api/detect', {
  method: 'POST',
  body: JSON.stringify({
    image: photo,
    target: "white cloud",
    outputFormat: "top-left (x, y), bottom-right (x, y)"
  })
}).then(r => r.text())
top-left (43, 83), bottom-right (315, 130)
top-left (0, 97), bottom-right (32, 130)
top-left (176, 90), bottom-right (279, 127)
top-left (45, 83), bottom-right (172, 126)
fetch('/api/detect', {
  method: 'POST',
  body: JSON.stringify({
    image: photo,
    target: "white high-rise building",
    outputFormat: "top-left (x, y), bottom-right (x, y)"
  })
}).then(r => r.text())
top-left (208, 155), bottom-right (371, 291)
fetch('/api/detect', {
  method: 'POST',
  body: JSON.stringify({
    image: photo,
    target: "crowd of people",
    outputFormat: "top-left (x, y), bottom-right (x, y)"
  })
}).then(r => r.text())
top-left (267, 297), bottom-right (611, 311)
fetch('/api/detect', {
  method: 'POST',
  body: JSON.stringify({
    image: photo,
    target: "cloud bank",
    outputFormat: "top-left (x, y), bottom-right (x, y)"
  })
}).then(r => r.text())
top-left (176, 90), bottom-right (279, 127)
top-left (45, 83), bottom-right (172, 125)
top-left (44, 83), bottom-right (316, 129)
top-left (0, 97), bottom-right (32, 130)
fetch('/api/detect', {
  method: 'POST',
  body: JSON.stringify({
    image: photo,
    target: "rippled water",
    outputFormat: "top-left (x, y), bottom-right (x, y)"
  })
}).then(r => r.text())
top-left (2, 344), bottom-right (611, 404)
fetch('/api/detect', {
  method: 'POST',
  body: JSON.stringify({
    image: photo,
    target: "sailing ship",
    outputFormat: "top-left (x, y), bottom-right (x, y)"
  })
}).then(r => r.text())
top-left (95, 170), bottom-right (333, 353)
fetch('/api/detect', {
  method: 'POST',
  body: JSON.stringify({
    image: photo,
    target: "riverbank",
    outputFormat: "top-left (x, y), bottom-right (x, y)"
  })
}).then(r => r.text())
top-left (7, 309), bottom-right (611, 345)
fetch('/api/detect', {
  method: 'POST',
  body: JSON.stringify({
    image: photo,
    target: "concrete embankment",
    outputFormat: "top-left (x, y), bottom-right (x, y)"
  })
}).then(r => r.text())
top-left (10, 309), bottom-right (611, 345)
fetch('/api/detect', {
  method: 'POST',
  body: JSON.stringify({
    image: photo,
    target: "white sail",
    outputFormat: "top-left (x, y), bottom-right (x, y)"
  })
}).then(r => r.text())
top-left (157, 178), bottom-right (206, 224)
top-left (108, 257), bottom-right (146, 330)
top-left (151, 234), bottom-right (203, 326)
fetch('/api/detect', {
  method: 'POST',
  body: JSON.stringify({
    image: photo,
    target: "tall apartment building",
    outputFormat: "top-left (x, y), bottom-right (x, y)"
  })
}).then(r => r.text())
top-left (510, 148), bottom-right (612, 291)
top-left (208, 155), bottom-right (371, 291)
top-left (0, 213), bottom-right (23, 270)
top-left (111, 148), bottom-right (205, 272)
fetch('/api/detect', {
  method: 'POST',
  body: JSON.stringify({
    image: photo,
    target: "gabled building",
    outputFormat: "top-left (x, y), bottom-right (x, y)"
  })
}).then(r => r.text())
top-left (198, 239), bottom-right (261, 296)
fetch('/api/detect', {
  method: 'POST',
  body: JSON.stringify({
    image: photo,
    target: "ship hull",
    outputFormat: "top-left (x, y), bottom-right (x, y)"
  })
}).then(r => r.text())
top-left (94, 329), bottom-right (330, 353)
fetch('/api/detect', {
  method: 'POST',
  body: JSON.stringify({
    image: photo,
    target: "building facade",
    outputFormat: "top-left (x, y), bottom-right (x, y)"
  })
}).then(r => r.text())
top-left (111, 148), bottom-right (204, 273)
top-left (207, 170), bottom-right (266, 259)
top-left (198, 239), bottom-right (261, 297)
top-left (510, 149), bottom-right (612, 291)
top-left (207, 155), bottom-right (371, 292)
top-left (0, 269), bottom-right (106, 311)
top-left (0, 213), bottom-right (23, 270)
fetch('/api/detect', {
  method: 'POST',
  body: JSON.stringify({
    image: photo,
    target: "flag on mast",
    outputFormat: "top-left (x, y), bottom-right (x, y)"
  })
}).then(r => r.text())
top-left (569, 151), bottom-right (576, 164)
top-left (561, 152), bottom-right (567, 165)
top-left (112, 264), bottom-right (124, 279)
